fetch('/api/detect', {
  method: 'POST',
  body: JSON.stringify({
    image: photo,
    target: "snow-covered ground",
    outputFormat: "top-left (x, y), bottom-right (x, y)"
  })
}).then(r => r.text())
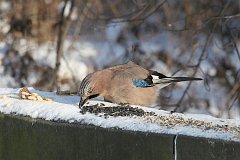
top-left (0, 88), bottom-right (239, 142)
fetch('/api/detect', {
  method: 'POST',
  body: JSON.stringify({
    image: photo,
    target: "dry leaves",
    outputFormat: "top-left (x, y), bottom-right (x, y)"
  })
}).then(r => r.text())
top-left (19, 87), bottom-right (52, 102)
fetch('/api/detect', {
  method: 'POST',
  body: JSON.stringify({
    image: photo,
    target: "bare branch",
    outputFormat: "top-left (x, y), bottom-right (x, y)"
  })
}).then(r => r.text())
top-left (52, 0), bottom-right (74, 90)
top-left (227, 81), bottom-right (240, 110)
top-left (230, 28), bottom-right (240, 61)
top-left (88, 0), bottom-right (167, 24)
top-left (174, 0), bottom-right (232, 112)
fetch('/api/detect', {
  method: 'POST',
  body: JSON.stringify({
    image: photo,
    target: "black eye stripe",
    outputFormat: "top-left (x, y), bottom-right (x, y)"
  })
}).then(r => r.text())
top-left (88, 94), bottom-right (99, 99)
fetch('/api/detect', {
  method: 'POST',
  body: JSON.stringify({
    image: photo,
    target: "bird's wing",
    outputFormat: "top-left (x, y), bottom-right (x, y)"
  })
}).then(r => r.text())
top-left (108, 62), bottom-right (202, 89)
top-left (109, 62), bottom-right (154, 87)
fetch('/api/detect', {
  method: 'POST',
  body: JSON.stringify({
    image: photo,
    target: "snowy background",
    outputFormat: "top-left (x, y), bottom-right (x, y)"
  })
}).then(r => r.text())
top-left (0, 0), bottom-right (239, 119)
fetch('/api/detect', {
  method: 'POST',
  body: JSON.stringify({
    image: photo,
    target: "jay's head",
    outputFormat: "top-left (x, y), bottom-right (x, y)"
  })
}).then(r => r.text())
top-left (78, 73), bottom-right (100, 107)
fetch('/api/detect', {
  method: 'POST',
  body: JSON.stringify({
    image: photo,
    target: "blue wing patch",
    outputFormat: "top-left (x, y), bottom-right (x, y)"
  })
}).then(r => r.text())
top-left (133, 79), bottom-right (150, 87)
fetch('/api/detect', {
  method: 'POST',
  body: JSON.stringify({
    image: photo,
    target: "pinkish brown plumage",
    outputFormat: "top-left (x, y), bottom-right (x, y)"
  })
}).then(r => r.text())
top-left (78, 61), bottom-right (202, 107)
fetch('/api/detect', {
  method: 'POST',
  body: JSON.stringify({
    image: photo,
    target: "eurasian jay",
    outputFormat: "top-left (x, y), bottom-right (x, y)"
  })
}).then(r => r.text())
top-left (78, 61), bottom-right (202, 107)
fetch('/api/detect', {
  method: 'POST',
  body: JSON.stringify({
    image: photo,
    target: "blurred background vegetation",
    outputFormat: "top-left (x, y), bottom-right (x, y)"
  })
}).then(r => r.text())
top-left (0, 0), bottom-right (239, 118)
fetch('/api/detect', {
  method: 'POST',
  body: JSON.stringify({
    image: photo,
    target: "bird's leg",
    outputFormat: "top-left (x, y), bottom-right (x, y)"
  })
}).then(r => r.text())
top-left (118, 102), bottom-right (129, 106)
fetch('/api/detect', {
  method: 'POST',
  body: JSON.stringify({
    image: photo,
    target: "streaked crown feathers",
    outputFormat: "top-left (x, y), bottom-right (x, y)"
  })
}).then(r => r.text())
top-left (79, 73), bottom-right (94, 97)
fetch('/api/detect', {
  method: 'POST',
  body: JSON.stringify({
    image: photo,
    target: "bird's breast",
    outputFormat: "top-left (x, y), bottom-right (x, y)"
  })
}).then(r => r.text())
top-left (104, 81), bottom-right (158, 106)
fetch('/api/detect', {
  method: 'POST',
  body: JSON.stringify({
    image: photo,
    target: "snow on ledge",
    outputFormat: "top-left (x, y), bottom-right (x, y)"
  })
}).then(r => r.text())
top-left (0, 88), bottom-right (239, 142)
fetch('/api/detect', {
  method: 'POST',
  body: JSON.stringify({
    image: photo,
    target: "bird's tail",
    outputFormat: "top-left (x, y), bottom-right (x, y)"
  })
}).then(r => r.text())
top-left (153, 77), bottom-right (202, 89)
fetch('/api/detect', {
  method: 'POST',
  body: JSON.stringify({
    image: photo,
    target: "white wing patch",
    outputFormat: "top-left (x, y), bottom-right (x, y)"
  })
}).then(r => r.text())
top-left (151, 75), bottom-right (160, 83)
top-left (151, 75), bottom-right (159, 80)
top-left (151, 74), bottom-right (175, 86)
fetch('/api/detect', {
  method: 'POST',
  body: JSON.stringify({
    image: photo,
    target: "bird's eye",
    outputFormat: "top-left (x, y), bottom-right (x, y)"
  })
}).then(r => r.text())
top-left (88, 88), bottom-right (93, 94)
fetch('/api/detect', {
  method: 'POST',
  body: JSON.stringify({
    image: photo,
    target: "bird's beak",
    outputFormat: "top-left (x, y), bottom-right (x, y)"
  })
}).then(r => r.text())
top-left (79, 96), bottom-right (88, 108)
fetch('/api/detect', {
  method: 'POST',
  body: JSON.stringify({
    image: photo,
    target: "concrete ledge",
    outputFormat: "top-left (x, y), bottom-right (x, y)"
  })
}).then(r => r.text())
top-left (1, 88), bottom-right (240, 160)
top-left (1, 113), bottom-right (240, 160)
top-left (0, 113), bottom-right (174, 160)
top-left (176, 135), bottom-right (240, 160)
